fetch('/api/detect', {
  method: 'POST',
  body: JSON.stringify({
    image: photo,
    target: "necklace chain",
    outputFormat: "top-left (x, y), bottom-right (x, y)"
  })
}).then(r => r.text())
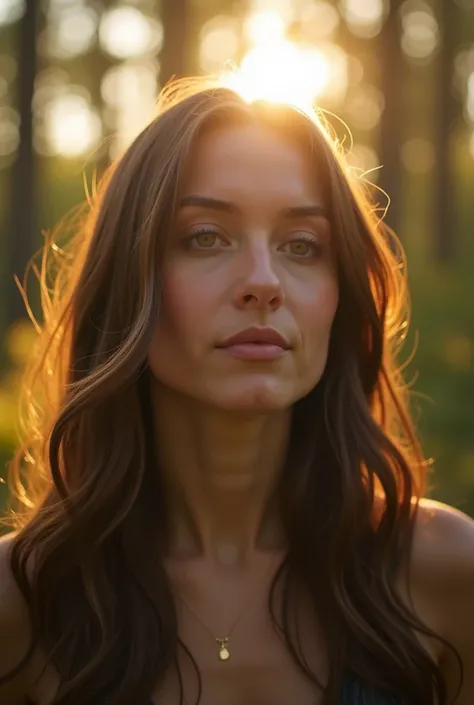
top-left (174, 556), bottom-right (280, 662)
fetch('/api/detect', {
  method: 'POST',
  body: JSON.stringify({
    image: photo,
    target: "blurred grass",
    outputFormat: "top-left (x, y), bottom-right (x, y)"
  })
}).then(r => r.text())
top-left (0, 321), bottom-right (37, 516)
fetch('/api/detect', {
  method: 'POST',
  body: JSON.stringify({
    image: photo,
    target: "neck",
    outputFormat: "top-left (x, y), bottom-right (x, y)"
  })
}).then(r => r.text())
top-left (150, 383), bottom-right (291, 565)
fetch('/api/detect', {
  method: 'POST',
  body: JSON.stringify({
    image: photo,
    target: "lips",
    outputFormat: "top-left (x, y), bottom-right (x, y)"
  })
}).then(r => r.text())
top-left (215, 327), bottom-right (291, 361)
top-left (217, 326), bottom-right (291, 350)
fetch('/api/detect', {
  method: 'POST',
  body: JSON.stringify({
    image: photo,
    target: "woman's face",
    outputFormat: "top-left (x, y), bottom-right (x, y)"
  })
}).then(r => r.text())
top-left (147, 122), bottom-right (339, 411)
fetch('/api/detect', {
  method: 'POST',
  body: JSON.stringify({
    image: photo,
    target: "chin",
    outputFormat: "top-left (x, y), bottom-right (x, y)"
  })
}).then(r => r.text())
top-left (208, 381), bottom-right (300, 413)
top-left (220, 398), bottom-right (289, 413)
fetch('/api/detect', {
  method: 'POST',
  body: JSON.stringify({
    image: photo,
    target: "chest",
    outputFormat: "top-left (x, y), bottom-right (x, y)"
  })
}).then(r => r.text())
top-left (30, 574), bottom-right (441, 705)
top-left (152, 595), bottom-right (328, 705)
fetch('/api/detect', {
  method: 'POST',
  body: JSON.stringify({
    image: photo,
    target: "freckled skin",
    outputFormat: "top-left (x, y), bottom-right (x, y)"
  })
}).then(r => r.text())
top-left (148, 124), bottom-right (339, 412)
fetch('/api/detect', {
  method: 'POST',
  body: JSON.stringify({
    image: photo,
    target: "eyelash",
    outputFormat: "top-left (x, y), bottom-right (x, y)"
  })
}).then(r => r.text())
top-left (191, 226), bottom-right (221, 238)
top-left (289, 233), bottom-right (323, 256)
top-left (185, 227), bottom-right (323, 257)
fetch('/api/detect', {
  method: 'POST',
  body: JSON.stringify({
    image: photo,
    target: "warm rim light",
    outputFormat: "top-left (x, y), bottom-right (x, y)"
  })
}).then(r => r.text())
top-left (220, 40), bottom-right (332, 113)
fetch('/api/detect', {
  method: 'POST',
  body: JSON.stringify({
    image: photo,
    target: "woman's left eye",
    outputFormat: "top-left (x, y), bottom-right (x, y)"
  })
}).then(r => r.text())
top-left (281, 236), bottom-right (322, 258)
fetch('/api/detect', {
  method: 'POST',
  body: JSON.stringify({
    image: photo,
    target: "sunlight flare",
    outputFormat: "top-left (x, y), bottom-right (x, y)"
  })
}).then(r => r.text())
top-left (221, 40), bottom-right (332, 112)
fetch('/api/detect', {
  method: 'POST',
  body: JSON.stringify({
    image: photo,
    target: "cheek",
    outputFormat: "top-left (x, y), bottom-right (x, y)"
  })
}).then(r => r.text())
top-left (150, 263), bottom-right (224, 362)
top-left (294, 276), bottom-right (339, 382)
top-left (296, 274), bottom-right (339, 334)
top-left (147, 270), bottom-right (201, 386)
top-left (319, 278), bottom-right (339, 325)
top-left (159, 266), bottom-right (210, 338)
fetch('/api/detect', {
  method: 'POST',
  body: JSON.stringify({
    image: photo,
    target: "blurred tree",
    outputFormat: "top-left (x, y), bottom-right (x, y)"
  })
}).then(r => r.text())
top-left (88, 39), bottom-right (114, 179)
top-left (6, 0), bottom-right (40, 336)
top-left (160, 0), bottom-right (192, 84)
top-left (378, 0), bottom-right (403, 236)
top-left (434, 0), bottom-right (461, 260)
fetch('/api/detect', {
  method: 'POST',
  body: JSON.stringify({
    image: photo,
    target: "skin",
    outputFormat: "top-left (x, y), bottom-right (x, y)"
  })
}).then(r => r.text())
top-left (0, 124), bottom-right (474, 705)
top-left (147, 123), bottom-right (338, 563)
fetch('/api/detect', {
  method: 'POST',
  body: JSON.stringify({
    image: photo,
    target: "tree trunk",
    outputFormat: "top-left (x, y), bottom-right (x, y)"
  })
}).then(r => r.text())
top-left (88, 44), bottom-right (114, 180)
top-left (6, 0), bottom-right (38, 332)
top-left (160, 0), bottom-right (192, 86)
top-left (434, 0), bottom-right (459, 261)
top-left (377, 0), bottom-right (403, 238)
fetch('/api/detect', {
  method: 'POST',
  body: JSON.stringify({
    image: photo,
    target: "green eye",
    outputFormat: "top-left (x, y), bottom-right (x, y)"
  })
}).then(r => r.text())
top-left (289, 240), bottom-right (312, 256)
top-left (283, 237), bottom-right (322, 258)
top-left (194, 231), bottom-right (218, 248)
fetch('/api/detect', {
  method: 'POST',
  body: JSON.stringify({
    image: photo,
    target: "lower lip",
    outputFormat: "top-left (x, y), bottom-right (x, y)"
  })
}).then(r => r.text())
top-left (218, 343), bottom-right (288, 361)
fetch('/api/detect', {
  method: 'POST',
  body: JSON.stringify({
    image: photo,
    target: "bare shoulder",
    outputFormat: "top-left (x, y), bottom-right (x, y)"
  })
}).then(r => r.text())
top-left (410, 498), bottom-right (474, 704)
top-left (410, 498), bottom-right (474, 589)
top-left (0, 532), bottom-right (33, 704)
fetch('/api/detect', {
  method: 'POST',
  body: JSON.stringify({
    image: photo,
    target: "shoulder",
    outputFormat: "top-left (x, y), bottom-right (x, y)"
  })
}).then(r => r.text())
top-left (401, 497), bottom-right (474, 642)
top-left (0, 532), bottom-right (34, 703)
top-left (411, 498), bottom-right (474, 569)
top-left (410, 498), bottom-right (474, 598)
top-left (410, 499), bottom-right (474, 703)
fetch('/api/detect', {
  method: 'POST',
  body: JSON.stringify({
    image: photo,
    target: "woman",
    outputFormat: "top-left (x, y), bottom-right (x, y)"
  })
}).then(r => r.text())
top-left (0, 79), bottom-right (473, 705)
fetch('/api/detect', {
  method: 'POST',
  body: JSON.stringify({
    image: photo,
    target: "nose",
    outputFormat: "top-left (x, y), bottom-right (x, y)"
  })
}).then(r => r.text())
top-left (233, 244), bottom-right (284, 312)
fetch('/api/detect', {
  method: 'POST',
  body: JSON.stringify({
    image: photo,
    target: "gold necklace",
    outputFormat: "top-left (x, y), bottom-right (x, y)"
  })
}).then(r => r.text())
top-left (174, 557), bottom-right (280, 662)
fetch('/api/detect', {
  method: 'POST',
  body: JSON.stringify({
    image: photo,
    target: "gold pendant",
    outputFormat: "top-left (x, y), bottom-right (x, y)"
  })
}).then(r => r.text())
top-left (216, 637), bottom-right (230, 661)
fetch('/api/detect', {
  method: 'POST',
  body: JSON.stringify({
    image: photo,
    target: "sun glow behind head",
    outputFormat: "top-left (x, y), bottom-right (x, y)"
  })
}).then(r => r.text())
top-left (219, 10), bottom-right (332, 115)
top-left (221, 43), bottom-right (331, 114)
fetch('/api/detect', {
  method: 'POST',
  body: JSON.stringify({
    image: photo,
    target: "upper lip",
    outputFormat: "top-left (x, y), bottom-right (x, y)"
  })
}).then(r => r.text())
top-left (217, 326), bottom-right (291, 349)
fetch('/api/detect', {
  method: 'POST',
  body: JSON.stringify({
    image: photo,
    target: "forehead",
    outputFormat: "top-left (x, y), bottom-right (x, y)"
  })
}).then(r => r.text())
top-left (180, 123), bottom-right (326, 207)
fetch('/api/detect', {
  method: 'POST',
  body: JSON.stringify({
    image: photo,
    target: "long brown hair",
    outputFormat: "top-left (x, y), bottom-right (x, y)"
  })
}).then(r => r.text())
top-left (1, 78), bottom-right (457, 704)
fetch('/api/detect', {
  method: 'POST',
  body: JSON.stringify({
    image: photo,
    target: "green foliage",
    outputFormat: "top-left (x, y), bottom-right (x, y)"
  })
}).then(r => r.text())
top-left (0, 321), bottom-right (37, 521)
top-left (402, 143), bottom-right (474, 516)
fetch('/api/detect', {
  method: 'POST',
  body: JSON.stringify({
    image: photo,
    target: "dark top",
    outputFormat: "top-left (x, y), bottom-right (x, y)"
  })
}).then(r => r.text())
top-left (341, 674), bottom-right (400, 703)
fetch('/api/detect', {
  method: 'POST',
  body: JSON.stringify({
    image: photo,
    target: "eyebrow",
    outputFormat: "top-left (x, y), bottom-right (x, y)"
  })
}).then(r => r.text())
top-left (179, 195), bottom-right (329, 220)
